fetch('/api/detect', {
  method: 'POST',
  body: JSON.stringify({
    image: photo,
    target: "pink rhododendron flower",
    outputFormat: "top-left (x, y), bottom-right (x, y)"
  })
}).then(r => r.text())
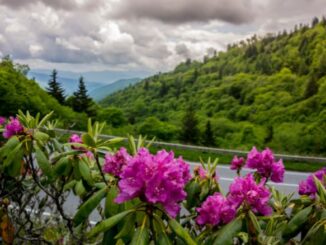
top-left (270, 159), bottom-right (285, 183)
top-left (115, 148), bottom-right (191, 218)
top-left (69, 134), bottom-right (84, 150)
top-left (246, 147), bottom-right (262, 169)
top-left (228, 174), bottom-right (272, 215)
top-left (230, 155), bottom-right (245, 171)
top-left (69, 134), bottom-right (82, 144)
top-left (196, 193), bottom-right (236, 226)
top-left (299, 168), bottom-right (326, 198)
top-left (103, 147), bottom-right (131, 177)
top-left (0, 116), bottom-right (6, 125)
top-left (194, 166), bottom-right (208, 180)
top-left (3, 117), bottom-right (24, 139)
top-left (246, 147), bottom-right (285, 183)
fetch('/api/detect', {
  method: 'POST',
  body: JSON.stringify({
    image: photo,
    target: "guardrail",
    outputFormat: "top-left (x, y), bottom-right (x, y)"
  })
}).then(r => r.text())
top-left (54, 128), bottom-right (326, 164)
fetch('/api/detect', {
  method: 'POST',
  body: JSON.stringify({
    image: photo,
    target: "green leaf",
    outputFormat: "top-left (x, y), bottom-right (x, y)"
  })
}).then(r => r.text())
top-left (301, 218), bottom-right (326, 245)
top-left (248, 210), bottom-right (261, 233)
top-left (38, 111), bottom-right (53, 128)
top-left (35, 147), bottom-right (53, 180)
top-left (199, 181), bottom-right (210, 201)
top-left (282, 205), bottom-right (313, 240)
top-left (3, 141), bottom-right (22, 167)
top-left (52, 150), bottom-right (83, 162)
top-left (34, 131), bottom-right (49, 142)
top-left (6, 147), bottom-right (23, 177)
top-left (73, 187), bottom-right (108, 226)
top-left (185, 181), bottom-right (201, 208)
top-left (213, 217), bottom-right (243, 245)
top-left (157, 232), bottom-right (172, 245)
top-left (114, 213), bottom-right (136, 239)
top-left (313, 176), bottom-right (326, 203)
top-left (102, 228), bottom-right (119, 244)
top-left (54, 157), bottom-right (70, 176)
top-left (63, 180), bottom-right (77, 191)
top-left (75, 180), bottom-right (86, 196)
top-left (0, 136), bottom-right (20, 159)
top-left (130, 226), bottom-right (150, 245)
top-left (168, 218), bottom-right (196, 245)
top-left (87, 210), bottom-right (134, 238)
top-left (82, 133), bottom-right (96, 147)
top-left (78, 160), bottom-right (93, 185)
top-left (105, 186), bottom-right (120, 218)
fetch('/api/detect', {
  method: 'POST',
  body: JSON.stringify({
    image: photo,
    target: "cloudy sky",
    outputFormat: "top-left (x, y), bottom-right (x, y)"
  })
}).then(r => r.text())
top-left (0, 0), bottom-right (325, 76)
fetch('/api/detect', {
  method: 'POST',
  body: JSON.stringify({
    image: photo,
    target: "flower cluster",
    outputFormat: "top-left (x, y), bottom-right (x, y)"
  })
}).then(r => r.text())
top-left (196, 193), bottom-right (236, 226)
top-left (230, 155), bottom-right (245, 171)
top-left (228, 174), bottom-right (272, 216)
top-left (246, 147), bottom-right (285, 183)
top-left (103, 147), bottom-right (131, 177)
top-left (115, 148), bottom-right (191, 217)
top-left (299, 168), bottom-right (326, 198)
top-left (3, 117), bottom-right (24, 139)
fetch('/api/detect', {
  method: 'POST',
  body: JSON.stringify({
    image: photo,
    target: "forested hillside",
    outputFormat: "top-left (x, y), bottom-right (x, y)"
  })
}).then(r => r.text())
top-left (0, 57), bottom-right (87, 128)
top-left (101, 18), bottom-right (326, 155)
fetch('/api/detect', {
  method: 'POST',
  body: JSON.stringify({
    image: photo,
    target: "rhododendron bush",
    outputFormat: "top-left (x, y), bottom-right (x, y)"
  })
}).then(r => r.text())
top-left (0, 112), bottom-right (325, 244)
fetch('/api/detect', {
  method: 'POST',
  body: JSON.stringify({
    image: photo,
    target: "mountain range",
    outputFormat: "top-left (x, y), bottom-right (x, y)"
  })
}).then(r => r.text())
top-left (28, 70), bottom-right (143, 99)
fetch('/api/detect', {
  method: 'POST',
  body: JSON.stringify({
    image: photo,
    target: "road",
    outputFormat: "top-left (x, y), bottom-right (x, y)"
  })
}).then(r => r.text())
top-left (59, 161), bottom-right (311, 223)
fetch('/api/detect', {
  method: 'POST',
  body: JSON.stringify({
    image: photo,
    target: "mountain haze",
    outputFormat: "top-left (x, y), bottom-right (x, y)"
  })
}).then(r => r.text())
top-left (90, 78), bottom-right (141, 101)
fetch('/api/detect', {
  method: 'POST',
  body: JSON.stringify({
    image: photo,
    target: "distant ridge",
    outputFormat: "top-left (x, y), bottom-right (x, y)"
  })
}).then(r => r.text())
top-left (90, 78), bottom-right (141, 101)
top-left (28, 71), bottom-right (103, 95)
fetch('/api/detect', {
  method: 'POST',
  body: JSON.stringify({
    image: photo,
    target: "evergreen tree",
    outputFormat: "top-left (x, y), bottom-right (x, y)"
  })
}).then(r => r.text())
top-left (47, 69), bottom-right (65, 104)
top-left (180, 105), bottom-right (200, 144)
top-left (312, 17), bottom-right (319, 27)
top-left (203, 120), bottom-right (215, 146)
top-left (72, 76), bottom-right (94, 116)
top-left (159, 81), bottom-right (169, 97)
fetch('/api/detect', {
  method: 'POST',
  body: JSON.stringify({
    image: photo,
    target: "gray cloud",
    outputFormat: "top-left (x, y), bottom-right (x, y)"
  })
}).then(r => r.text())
top-left (0, 0), bottom-right (104, 11)
top-left (0, 0), bottom-right (325, 73)
top-left (111, 0), bottom-right (256, 24)
top-left (175, 43), bottom-right (190, 58)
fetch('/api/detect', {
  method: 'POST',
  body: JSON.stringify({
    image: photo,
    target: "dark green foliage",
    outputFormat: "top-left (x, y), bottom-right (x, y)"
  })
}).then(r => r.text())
top-left (304, 77), bottom-right (319, 99)
top-left (46, 69), bottom-right (65, 105)
top-left (100, 21), bottom-right (326, 154)
top-left (180, 105), bottom-right (200, 144)
top-left (203, 120), bottom-right (215, 146)
top-left (71, 77), bottom-right (97, 117)
top-left (138, 117), bottom-right (178, 141)
top-left (97, 107), bottom-right (126, 127)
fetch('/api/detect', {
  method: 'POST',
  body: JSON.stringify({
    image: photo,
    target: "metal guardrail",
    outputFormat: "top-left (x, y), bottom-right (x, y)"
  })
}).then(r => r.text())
top-left (54, 128), bottom-right (326, 164)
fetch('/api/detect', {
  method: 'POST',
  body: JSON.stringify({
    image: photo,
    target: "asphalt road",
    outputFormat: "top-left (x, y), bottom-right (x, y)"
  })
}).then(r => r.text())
top-left (59, 161), bottom-right (311, 223)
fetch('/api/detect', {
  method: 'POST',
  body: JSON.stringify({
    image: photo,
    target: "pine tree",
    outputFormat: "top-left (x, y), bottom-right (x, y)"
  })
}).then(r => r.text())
top-left (72, 76), bottom-right (94, 115)
top-left (180, 105), bottom-right (200, 144)
top-left (312, 17), bottom-right (319, 27)
top-left (203, 120), bottom-right (215, 146)
top-left (47, 69), bottom-right (65, 104)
